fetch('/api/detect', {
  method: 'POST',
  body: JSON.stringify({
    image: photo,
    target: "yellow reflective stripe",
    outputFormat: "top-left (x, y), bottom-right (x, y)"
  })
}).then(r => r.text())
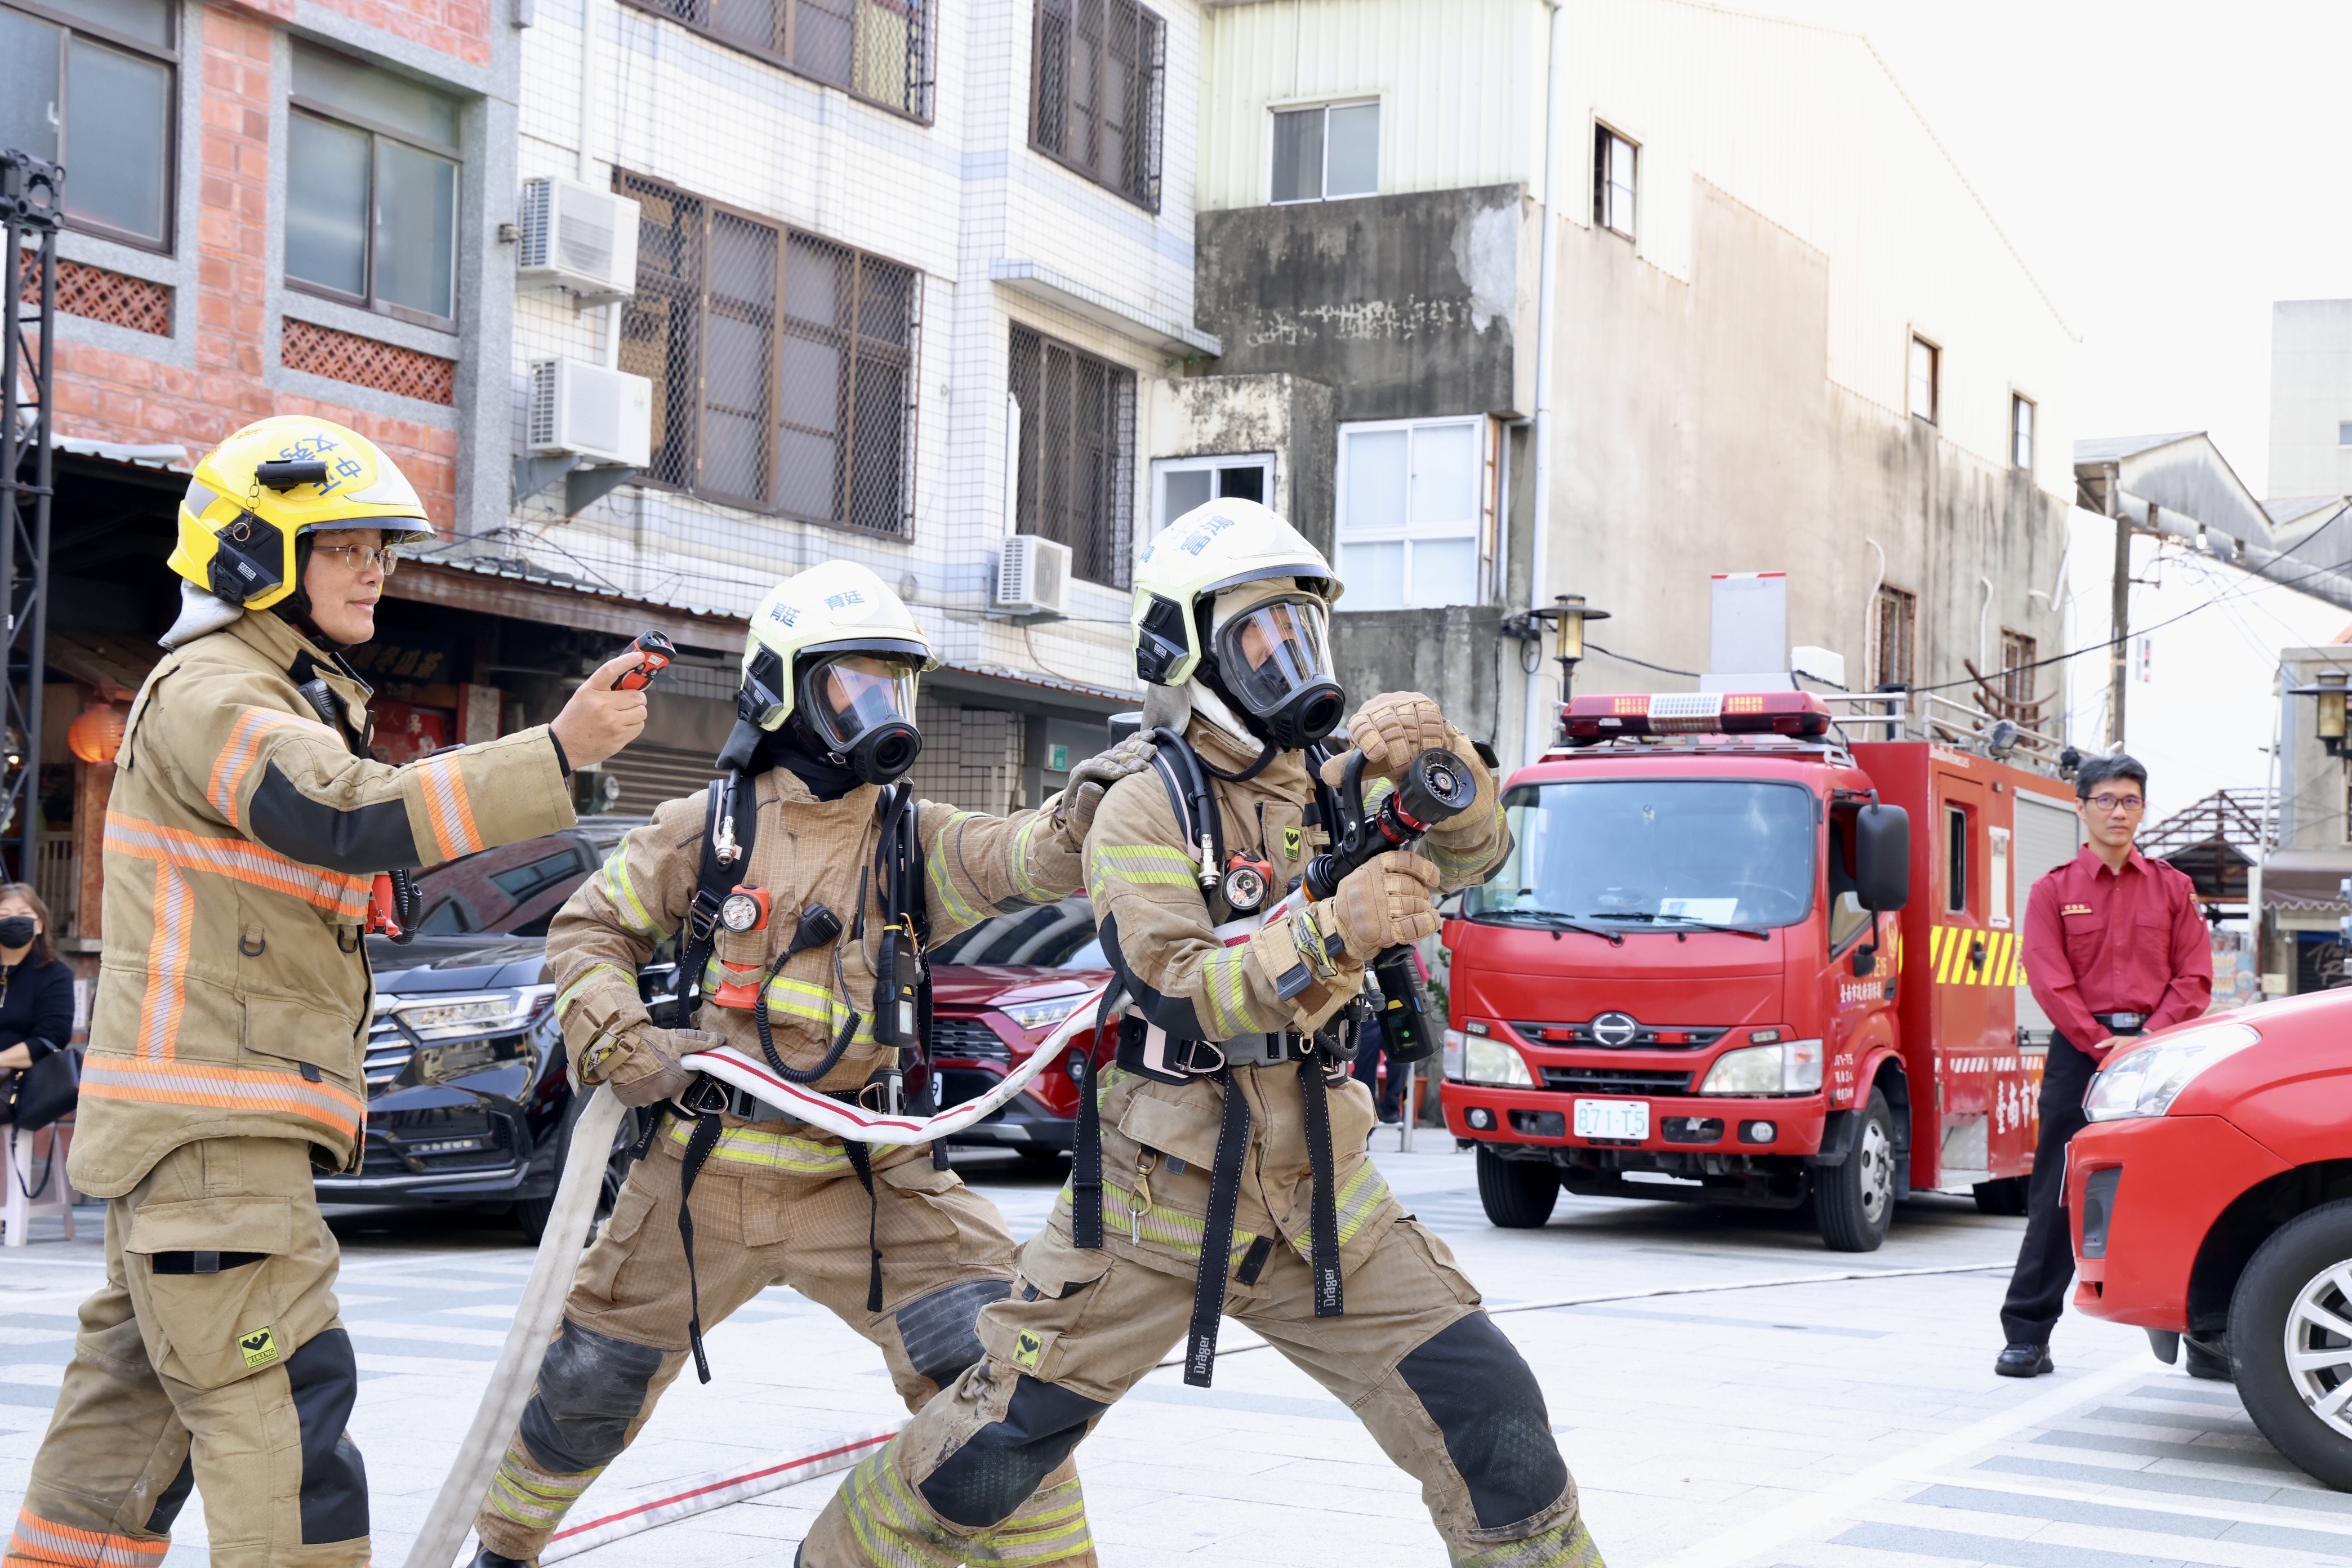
top-left (697, 958), bottom-right (872, 1042)
top-left (554, 962), bottom-right (631, 1019)
top-left (487, 1448), bottom-right (602, 1528)
top-left (1428, 804), bottom-right (1506, 878)
top-left (1059, 1176), bottom-right (1261, 1268)
top-left (967, 1479), bottom-right (1093, 1564)
top-left (1199, 947), bottom-right (1254, 1037)
top-left (1088, 842), bottom-right (1199, 893)
top-left (1006, 816), bottom-right (1053, 904)
top-left (926, 813), bottom-right (990, 930)
top-left (839, 1447), bottom-right (963, 1568)
top-left (1455, 1514), bottom-right (1601, 1568)
top-left (665, 1119), bottom-right (890, 1174)
top-left (599, 848), bottom-right (668, 940)
top-left (1288, 1161), bottom-right (1391, 1260)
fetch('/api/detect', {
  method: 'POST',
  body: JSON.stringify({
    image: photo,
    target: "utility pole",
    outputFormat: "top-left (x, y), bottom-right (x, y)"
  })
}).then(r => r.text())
top-left (2106, 462), bottom-right (2128, 749)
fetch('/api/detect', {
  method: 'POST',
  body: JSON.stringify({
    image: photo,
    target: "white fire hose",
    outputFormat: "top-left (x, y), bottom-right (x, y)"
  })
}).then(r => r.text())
top-left (399, 986), bottom-right (1107, 1568)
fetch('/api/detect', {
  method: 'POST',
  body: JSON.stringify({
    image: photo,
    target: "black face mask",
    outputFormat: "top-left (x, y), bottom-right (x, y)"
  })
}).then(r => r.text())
top-left (0, 916), bottom-right (37, 950)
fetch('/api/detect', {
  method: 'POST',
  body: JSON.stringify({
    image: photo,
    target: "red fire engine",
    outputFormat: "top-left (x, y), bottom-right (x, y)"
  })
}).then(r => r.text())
top-left (1438, 689), bottom-right (2083, 1250)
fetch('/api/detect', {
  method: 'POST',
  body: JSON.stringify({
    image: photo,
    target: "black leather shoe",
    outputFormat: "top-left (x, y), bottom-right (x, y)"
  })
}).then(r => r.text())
top-left (470, 1550), bottom-right (536, 1568)
top-left (1994, 1342), bottom-right (2053, 1378)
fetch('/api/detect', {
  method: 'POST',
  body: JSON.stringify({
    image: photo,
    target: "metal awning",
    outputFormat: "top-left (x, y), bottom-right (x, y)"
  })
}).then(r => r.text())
top-left (2074, 433), bottom-right (2275, 553)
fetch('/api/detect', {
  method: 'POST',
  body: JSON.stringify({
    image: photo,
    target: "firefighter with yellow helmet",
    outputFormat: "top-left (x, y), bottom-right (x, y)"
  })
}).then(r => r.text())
top-left (6, 416), bottom-right (649, 1568)
top-left (460, 559), bottom-right (1148, 1568)
top-left (799, 500), bottom-right (1603, 1567)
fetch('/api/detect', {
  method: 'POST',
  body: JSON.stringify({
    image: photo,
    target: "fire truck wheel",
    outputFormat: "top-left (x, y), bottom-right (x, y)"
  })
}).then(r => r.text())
top-left (2230, 1199), bottom-right (2352, 1490)
top-left (1475, 1145), bottom-right (1560, 1229)
top-left (1815, 1089), bottom-right (1895, 1252)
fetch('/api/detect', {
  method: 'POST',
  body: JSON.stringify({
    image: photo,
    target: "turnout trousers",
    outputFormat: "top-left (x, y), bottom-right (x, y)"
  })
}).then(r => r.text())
top-left (6, 1137), bottom-right (368, 1568)
top-left (800, 1066), bottom-right (1601, 1568)
top-left (473, 1117), bottom-right (1093, 1566)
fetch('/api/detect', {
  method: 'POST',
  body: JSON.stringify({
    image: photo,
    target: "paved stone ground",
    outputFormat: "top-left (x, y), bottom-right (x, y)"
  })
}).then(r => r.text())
top-left (6, 1138), bottom-right (2350, 1567)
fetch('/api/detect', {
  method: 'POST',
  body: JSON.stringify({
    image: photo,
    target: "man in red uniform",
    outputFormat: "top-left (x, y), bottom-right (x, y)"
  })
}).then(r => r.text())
top-left (1998, 752), bottom-right (2212, 1376)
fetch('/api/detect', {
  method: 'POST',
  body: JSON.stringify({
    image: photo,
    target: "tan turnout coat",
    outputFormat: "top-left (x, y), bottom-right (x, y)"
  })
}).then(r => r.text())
top-left (72, 608), bottom-right (577, 1197)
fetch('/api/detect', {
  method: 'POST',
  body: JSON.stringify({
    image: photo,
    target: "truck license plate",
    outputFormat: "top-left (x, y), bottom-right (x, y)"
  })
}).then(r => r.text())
top-left (1574, 1099), bottom-right (1649, 1141)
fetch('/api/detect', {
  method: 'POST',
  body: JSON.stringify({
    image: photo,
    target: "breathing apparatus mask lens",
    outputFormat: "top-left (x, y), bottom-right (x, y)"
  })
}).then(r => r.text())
top-left (1212, 595), bottom-right (1344, 748)
top-left (800, 654), bottom-right (923, 785)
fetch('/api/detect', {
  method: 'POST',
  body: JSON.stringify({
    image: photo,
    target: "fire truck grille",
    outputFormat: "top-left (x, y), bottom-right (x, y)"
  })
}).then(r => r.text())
top-left (1513, 1022), bottom-right (1730, 1050)
top-left (930, 1015), bottom-right (1011, 1061)
top-left (1542, 1067), bottom-right (1693, 1094)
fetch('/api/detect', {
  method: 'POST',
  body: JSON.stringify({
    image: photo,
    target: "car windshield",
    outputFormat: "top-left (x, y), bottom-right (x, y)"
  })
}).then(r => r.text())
top-left (1465, 779), bottom-right (1816, 930)
top-left (405, 828), bottom-right (617, 937)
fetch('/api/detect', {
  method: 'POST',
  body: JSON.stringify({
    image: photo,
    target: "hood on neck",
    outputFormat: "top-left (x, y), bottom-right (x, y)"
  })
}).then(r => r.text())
top-left (158, 580), bottom-right (244, 650)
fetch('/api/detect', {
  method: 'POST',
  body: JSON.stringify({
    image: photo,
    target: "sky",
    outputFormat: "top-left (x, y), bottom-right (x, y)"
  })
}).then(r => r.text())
top-left (1754, 0), bottom-right (2352, 498)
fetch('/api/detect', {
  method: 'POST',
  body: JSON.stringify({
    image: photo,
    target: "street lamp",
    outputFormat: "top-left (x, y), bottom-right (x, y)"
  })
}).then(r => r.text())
top-left (2288, 670), bottom-right (2350, 757)
top-left (1541, 594), bottom-right (1609, 700)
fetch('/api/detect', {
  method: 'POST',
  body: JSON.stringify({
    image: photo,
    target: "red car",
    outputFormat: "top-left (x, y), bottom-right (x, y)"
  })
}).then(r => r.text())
top-left (2066, 989), bottom-right (2352, 1488)
top-left (922, 897), bottom-right (1114, 1166)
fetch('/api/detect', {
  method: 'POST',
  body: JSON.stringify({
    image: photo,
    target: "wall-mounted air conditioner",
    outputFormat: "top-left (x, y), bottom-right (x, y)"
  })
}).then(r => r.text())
top-left (516, 177), bottom-right (640, 305)
top-left (995, 534), bottom-right (1071, 617)
top-left (527, 358), bottom-right (652, 468)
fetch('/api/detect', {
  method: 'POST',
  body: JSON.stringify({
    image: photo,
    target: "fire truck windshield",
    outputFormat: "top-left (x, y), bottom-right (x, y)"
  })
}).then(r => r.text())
top-left (1465, 779), bottom-right (1817, 932)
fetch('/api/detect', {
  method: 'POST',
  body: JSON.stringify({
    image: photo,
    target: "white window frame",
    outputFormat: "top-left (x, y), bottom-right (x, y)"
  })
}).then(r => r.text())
top-left (1334, 416), bottom-right (1495, 611)
top-left (1150, 453), bottom-right (1275, 536)
top-left (2337, 420), bottom-right (2352, 448)
top-left (1909, 334), bottom-right (1940, 425)
top-left (1268, 97), bottom-right (1379, 206)
top-left (1594, 123), bottom-right (1637, 238)
top-left (2011, 393), bottom-right (2034, 470)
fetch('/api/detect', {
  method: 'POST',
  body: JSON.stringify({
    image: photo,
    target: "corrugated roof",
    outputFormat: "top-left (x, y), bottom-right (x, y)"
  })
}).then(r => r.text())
top-left (2072, 432), bottom-right (2203, 465)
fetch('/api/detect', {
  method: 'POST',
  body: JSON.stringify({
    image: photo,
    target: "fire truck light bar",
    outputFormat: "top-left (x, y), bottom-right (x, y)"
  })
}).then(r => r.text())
top-left (1562, 691), bottom-right (1833, 745)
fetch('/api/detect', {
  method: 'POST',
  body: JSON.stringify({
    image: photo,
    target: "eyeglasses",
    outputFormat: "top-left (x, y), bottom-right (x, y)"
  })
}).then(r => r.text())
top-left (310, 544), bottom-right (401, 576)
top-left (2087, 794), bottom-right (2145, 814)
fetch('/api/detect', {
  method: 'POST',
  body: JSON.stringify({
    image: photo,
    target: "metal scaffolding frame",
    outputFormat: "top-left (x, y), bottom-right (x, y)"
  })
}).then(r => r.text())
top-left (1, 151), bottom-right (60, 882)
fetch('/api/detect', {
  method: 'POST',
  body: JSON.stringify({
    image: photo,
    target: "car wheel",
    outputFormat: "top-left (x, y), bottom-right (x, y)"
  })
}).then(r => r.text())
top-left (1476, 1144), bottom-right (1559, 1229)
top-left (513, 1104), bottom-right (640, 1246)
top-left (1973, 1176), bottom-right (2029, 1217)
top-left (1815, 1089), bottom-right (1895, 1253)
top-left (2230, 1197), bottom-right (2352, 1490)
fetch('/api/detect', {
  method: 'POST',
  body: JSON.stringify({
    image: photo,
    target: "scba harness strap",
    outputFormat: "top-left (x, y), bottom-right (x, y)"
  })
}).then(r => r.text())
top-left (1072, 727), bottom-right (1349, 1388)
top-left (661, 773), bottom-right (936, 1379)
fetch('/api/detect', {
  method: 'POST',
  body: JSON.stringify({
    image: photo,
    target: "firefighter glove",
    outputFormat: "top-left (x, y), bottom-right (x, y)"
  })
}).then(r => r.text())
top-left (604, 1027), bottom-right (722, 1108)
top-left (1048, 734), bottom-right (1157, 849)
top-left (1326, 850), bottom-right (1441, 961)
top-left (1324, 691), bottom-right (1451, 785)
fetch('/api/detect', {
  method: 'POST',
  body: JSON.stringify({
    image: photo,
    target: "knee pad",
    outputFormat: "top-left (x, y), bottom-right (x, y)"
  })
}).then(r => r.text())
top-left (894, 1279), bottom-right (1012, 1390)
top-left (1396, 1313), bottom-right (1569, 1529)
top-left (286, 1328), bottom-right (369, 1544)
top-left (917, 1375), bottom-right (1103, 1529)
top-left (518, 1319), bottom-right (667, 1475)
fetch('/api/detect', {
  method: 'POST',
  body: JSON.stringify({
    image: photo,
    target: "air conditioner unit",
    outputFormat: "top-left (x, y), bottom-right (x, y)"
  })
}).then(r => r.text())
top-left (516, 177), bottom-right (640, 304)
top-left (994, 534), bottom-right (1071, 617)
top-left (527, 358), bottom-right (652, 468)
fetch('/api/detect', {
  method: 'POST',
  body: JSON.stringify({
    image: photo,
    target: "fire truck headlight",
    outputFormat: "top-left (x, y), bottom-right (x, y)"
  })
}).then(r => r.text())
top-left (1783, 1038), bottom-right (1824, 1093)
top-left (1699, 1044), bottom-right (1783, 1095)
top-left (2084, 1023), bottom-right (2260, 1121)
top-left (1463, 1036), bottom-right (1536, 1087)
top-left (1443, 1028), bottom-right (1467, 1081)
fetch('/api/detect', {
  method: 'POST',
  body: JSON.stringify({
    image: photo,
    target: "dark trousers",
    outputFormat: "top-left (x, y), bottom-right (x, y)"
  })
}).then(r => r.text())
top-left (1998, 1032), bottom-right (2102, 1346)
top-left (1352, 1033), bottom-right (1400, 1120)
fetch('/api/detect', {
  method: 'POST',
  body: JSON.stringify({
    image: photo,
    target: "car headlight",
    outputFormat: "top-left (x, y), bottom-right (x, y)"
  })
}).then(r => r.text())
top-left (1443, 1028), bottom-right (1467, 1081)
top-left (1698, 1039), bottom-right (1822, 1095)
top-left (999, 993), bottom-right (1093, 1033)
top-left (1463, 1036), bottom-right (1535, 1087)
top-left (381, 986), bottom-right (555, 1042)
top-left (2084, 1022), bottom-right (2260, 1121)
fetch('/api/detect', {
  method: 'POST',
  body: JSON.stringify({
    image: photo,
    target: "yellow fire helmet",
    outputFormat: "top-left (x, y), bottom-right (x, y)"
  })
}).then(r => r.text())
top-left (170, 415), bottom-right (436, 611)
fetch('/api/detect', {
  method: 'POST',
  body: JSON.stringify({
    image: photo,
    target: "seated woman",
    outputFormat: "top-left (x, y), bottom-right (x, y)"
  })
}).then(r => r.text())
top-left (0, 884), bottom-right (75, 1079)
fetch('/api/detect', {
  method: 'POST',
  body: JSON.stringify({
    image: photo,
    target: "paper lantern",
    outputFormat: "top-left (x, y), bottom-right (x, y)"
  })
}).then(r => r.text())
top-left (68, 702), bottom-right (127, 765)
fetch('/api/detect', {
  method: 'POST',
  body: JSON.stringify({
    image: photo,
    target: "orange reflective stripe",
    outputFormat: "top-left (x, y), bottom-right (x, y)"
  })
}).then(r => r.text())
top-left (137, 862), bottom-right (190, 1064)
top-left (207, 709), bottom-right (318, 827)
top-left (80, 1058), bottom-right (362, 1138)
top-left (6, 1507), bottom-right (170, 1566)
top-left (105, 812), bottom-right (372, 919)
top-left (414, 752), bottom-right (483, 859)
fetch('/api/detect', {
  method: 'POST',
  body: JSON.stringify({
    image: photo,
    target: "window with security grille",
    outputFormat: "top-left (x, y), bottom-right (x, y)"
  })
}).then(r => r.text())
top-left (1872, 583), bottom-right (1917, 690)
top-left (625, 0), bottom-right (933, 119)
top-left (1009, 325), bottom-right (1135, 589)
top-left (1999, 629), bottom-right (2037, 707)
top-left (1031, 0), bottom-right (1166, 211)
top-left (616, 173), bottom-right (917, 536)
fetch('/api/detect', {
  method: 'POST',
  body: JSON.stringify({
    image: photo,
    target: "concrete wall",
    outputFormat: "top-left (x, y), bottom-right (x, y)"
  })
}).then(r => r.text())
top-left (2270, 301), bottom-right (2352, 500)
top-left (1194, 186), bottom-right (1530, 423)
top-left (1330, 606), bottom-right (1508, 748)
top-left (1147, 371), bottom-right (1338, 550)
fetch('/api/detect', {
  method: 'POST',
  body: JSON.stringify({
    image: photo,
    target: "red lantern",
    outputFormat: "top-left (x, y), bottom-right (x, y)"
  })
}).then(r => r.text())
top-left (68, 702), bottom-right (127, 765)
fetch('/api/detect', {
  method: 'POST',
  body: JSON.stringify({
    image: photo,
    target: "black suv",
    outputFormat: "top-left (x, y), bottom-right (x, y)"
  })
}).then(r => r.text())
top-left (314, 817), bottom-right (661, 1239)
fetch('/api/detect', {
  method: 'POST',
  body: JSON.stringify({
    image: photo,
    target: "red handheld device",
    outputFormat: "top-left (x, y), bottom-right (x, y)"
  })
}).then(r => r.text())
top-left (614, 630), bottom-right (676, 691)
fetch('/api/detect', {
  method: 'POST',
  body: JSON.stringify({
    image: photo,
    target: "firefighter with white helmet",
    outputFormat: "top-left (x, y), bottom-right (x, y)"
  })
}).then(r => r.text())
top-left (462, 559), bottom-right (1150, 1568)
top-left (7, 416), bottom-right (648, 1568)
top-left (799, 500), bottom-right (1603, 1567)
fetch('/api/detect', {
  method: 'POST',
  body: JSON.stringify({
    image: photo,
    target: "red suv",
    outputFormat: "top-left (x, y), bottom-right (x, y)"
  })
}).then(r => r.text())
top-left (2067, 989), bottom-right (2352, 1488)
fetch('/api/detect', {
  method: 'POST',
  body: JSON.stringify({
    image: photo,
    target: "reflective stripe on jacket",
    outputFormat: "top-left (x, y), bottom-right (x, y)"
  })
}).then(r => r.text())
top-left (69, 609), bottom-right (577, 1196)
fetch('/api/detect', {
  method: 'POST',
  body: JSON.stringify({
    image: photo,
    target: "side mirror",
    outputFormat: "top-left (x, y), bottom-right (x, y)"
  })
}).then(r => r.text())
top-left (1855, 803), bottom-right (1910, 911)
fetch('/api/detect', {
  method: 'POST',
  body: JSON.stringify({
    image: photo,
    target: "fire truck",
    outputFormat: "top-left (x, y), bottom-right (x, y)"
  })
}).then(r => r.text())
top-left (1437, 689), bottom-right (2084, 1251)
